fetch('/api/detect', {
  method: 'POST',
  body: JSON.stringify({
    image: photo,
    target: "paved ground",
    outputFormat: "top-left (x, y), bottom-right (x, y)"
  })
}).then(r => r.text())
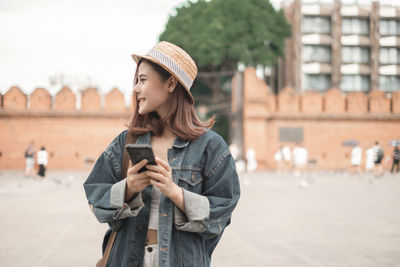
top-left (0, 169), bottom-right (399, 267)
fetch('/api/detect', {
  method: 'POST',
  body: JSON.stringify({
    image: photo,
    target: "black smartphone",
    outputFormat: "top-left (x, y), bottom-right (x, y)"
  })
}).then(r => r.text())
top-left (125, 144), bottom-right (157, 173)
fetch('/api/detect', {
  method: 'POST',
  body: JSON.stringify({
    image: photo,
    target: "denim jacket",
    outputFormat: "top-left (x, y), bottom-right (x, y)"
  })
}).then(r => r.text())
top-left (83, 129), bottom-right (240, 267)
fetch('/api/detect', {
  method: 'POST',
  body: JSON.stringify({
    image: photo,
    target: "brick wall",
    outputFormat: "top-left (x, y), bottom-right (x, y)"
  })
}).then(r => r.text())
top-left (0, 87), bottom-right (131, 170)
top-left (3, 73), bottom-right (399, 171)
top-left (3, 87), bottom-right (27, 110)
top-left (54, 87), bottom-right (76, 111)
top-left (242, 67), bottom-right (400, 170)
top-left (30, 88), bottom-right (52, 111)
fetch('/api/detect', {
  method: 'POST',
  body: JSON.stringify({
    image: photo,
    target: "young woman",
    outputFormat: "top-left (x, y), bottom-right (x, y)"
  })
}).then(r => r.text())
top-left (84, 41), bottom-right (240, 267)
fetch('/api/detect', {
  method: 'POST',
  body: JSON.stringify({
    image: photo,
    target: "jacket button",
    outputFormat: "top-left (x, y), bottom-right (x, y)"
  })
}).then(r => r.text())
top-left (138, 225), bottom-right (144, 232)
top-left (133, 261), bottom-right (139, 267)
top-left (142, 195), bottom-right (146, 201)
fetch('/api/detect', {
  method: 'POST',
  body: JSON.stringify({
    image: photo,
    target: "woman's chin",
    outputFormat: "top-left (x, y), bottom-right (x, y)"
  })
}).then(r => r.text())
top-left (138, 105), bottom-right (159, 115)
top-left (138, 108), bottom-right (150, 115)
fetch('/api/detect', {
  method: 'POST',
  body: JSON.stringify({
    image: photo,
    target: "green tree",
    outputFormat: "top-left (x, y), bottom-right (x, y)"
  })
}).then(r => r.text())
top-left (159, 0), bottom-right (291, 102)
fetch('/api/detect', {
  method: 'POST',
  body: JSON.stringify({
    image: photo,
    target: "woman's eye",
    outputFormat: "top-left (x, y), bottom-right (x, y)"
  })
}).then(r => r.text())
top-left (140, 78), bottom-right (146, 83)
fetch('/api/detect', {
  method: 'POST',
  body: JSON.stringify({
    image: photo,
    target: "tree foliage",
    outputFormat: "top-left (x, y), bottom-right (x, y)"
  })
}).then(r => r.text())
top-left (159, 0), bottom-right (292, 72)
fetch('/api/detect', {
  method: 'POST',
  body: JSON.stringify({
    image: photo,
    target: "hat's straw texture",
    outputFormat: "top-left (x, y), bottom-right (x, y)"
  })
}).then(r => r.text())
top-left (131, 41), bottom-right (197, 103)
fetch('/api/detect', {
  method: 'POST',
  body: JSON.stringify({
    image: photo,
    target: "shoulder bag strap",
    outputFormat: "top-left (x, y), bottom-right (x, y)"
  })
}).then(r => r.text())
top-left (121, 131), bottom-right (137, 181)
top-left (97, 131), bottom-right (137, 267)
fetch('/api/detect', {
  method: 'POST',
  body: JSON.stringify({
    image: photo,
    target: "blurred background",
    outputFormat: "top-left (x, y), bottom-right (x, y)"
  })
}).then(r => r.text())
top-left (1, 0), bottom-right (399, 171)
top-left (1, 0), bottom-right (400, 266)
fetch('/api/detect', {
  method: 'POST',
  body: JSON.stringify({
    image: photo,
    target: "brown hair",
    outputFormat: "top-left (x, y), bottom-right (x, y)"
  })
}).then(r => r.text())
top-left (128, 59), bottom-right (214, 141)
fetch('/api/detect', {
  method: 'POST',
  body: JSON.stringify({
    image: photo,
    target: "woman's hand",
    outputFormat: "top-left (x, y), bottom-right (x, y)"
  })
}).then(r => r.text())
top-left (146, 157), bottom-right (185, 211)
top-left (125, 159), bottom-right (151, 201)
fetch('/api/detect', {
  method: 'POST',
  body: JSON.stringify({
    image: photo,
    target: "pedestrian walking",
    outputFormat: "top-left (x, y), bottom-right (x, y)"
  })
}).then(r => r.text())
top-left (365, 146), bottom-right (375, 173)
top-left (24, 141), bottom-right (35, 177)
top-left (350, 145), bottom-right (362, 177)
top-left (292, 143), bottom-right (308, 177)
top-left (292, 143), bottom-right (309, 187)
top-left (36, 146), bottom-right (48, 179)
top-left (274, 146), bottom-right (284, 172)
top-left (391, 146), bottom-right (400, 174)
top-left (83, 41), bottom-right (240, 267)
top-left (274, 145), bottom-right (291, 173)
top-left (246, 148), bottom-right (258, 172)
top-left (373, 141), bottom-right (384, 177)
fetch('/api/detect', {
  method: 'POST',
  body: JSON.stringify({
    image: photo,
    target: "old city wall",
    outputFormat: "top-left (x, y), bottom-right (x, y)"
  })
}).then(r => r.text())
top-left (241, 67), bottom-right (400, 170)
top-left (2, 70), bottom-right (400, 171)
top-left (0, 86), bottom-right (134, 170)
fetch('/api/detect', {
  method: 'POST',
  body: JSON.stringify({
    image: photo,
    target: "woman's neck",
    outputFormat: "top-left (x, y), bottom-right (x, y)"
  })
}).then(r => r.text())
top-left (161, 125), bottom-right (176, 140)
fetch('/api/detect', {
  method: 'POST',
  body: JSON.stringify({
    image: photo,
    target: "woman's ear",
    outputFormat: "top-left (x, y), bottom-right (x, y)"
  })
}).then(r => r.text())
top-left (167, 76), bottom-right (178, 93)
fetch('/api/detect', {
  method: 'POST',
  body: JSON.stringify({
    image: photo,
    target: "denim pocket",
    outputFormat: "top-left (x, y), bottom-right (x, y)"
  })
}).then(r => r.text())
top-left (178, 170), bottom-right (203, 193)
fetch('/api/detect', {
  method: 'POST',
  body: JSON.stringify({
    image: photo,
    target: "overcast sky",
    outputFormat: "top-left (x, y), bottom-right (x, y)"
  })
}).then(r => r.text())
top-left (2, 0), bottom-right (394, 96)
top-left (0, 0), bottom-right (188, 95)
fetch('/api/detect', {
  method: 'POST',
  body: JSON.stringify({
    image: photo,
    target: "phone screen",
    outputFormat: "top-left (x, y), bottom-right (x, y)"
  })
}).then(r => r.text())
top-left (125, 144), bottom-right (156, 173)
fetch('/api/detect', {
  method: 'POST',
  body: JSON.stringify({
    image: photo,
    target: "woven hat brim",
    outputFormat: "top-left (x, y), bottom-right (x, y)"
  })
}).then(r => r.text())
top-left (131, 54), bottom-right (194, 104)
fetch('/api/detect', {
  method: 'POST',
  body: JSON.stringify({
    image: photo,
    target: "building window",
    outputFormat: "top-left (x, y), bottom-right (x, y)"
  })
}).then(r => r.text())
top-left (341, 75), bottom-right (370, 92)
top-left (303, 45), bottom-right (331, 63)
top-left (379, 75), bottom-right (400, 92)
top-left (342, 46), bottom-right (370, 64)
top-left (380, 20), bottom-right (400, 36)
top-left (302, 16), bottom-right (331, 34)
top-left (380, 47), bottom-right (400, 64)
top-left (342, 18), bottom-right (369, 35)
top-left (303, 74), bottom-right (331, 91)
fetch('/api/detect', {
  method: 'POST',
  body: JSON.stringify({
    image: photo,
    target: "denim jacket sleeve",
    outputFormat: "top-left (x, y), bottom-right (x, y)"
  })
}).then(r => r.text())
top-left (174, 133), bottom-right (241, 239)
top-left (83, 132), bottom-right (144, 230)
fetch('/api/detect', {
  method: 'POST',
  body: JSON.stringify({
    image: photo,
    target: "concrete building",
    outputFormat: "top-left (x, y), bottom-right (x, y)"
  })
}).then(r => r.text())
top-left (281, 0), bottom-right (400, 93)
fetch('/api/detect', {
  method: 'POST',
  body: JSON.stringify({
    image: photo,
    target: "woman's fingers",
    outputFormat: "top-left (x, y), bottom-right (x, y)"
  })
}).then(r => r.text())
top-left (155, 157), bottom-right (171, 172)
top-left (146, 171), bottom-right (166, 184)
top-left (139, 180), bottom-right (151, 188)
top-left (146, 164), bottom-right (168, 177)
top-left (128, 159), bottom-right (148, 174)
top-left (135, 171), bottom-right (151, 180)
top-left (149, 178), bottom-right (164, 188)
top-left (127, 157), bottom-right (174, 193)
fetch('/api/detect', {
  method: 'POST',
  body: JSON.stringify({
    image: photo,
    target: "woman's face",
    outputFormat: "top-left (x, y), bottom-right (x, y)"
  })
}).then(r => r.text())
top-left (133, 61), bottom-right (176, 116)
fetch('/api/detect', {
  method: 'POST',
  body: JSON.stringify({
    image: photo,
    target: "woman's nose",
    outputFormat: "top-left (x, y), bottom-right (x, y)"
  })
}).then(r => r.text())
top-left (133, 83), bottom-right (140, 94)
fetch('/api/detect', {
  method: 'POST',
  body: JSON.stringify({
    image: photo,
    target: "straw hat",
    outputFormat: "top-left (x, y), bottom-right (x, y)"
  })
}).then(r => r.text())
top-left (131, 41), bottom-right (197, 103)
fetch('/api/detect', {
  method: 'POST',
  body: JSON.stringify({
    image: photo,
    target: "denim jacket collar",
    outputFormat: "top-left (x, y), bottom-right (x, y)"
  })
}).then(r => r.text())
top-left (136, 131), bottom-right (190, 148)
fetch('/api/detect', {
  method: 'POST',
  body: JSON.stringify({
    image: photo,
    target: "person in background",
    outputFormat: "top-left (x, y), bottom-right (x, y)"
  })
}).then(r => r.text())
top-left (24, 141), bottom-right (35, 177)
top-left (350, 144), bottom-right (363, 177)
top-left (391, 146), bottom-right (400, 174)
top-left (274, 145), bottom-right (291, 174)
top-left (373, 141), bottom-right (384, 177)
top-left (292, 143), bottom-right (308, 178)
top-left (282, 145), bottom-right (292, 172)
top-left (229, 143), bottom-right (239, 162)
top-left (246, 148), bottom-right (258, 172)
top-left (365, 145), bottom-right (375, 174)
top-left (274, 146), bottom-right (284, 173)
top-left (37, 146), bottom-right (48, 179)
top-left (229, 143), bottom-right (245, 173)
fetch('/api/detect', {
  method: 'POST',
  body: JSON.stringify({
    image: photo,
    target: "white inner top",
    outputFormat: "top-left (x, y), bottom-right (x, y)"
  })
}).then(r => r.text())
top-left (148, 186), bottom-right (161, 230)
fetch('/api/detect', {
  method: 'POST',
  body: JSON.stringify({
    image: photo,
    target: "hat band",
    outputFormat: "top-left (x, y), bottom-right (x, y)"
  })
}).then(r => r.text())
top-left (147, 49), bottom-right (193, 90)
